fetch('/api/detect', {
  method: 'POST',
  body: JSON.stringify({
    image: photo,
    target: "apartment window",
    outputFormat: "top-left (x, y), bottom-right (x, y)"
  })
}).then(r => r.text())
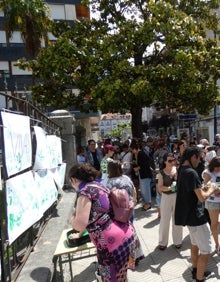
top-left (0, 31), bottom-right (6, 44)
top-left (49, 4), bottom-right (65, 20)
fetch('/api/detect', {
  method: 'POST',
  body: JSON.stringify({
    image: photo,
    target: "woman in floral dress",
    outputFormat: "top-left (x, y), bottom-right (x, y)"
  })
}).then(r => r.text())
top-left (69, 163), bottom-right (135, 281)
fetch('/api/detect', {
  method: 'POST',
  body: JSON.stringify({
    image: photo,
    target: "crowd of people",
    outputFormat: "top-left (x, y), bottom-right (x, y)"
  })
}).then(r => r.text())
top-left (69, 133), bottom-right (220, 282)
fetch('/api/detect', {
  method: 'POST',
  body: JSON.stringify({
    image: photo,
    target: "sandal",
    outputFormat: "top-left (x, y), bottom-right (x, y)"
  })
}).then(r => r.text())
top-left (158, 245), bottom-right (167, 251)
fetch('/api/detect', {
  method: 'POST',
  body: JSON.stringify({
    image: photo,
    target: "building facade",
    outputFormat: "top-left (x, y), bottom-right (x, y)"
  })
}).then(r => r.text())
top-left (0, 0), bottom-right (88, 96)
top-left (0, 1), bottom-right (101, 144)
top-left (99, 113), bottom-right (132, 140)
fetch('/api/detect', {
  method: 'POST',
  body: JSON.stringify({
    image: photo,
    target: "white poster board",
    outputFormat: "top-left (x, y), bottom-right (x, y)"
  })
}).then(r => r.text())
top-left (33, 126), bottom-right (49, 170)
top-left (46, 135), bottom-right (62, 168)
top-left (6, 171), bottom-right (41, 244)
top-left (1, 112), bottom-right (32, 177)
top-left (51, 163), bottom-right (66, 190)
top-left (34, 169), bottom-right (58, 213)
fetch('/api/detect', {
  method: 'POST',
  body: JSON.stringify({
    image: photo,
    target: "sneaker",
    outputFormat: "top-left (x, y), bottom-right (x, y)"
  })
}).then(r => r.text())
top-left (95, 270), bottom-right (102, 282)
top-left (192, 270), bottom-right (212, 280)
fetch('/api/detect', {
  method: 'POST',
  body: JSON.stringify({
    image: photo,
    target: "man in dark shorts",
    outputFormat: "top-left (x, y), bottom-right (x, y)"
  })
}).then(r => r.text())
top-left (175, 147), bottom-right (217, 282)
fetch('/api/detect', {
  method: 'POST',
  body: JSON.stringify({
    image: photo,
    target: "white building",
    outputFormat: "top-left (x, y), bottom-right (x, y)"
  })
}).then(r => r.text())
top-left (99, 113), bottom-right (132, 139)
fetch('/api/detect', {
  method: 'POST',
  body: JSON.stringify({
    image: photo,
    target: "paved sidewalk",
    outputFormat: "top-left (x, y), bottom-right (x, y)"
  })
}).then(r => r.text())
top-left (65, 200), bottom-right (220, 282)
top-left (16, 190), bottom-right (220, 282)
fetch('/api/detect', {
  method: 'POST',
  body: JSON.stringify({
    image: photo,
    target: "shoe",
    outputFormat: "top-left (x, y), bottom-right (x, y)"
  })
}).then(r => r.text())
top-left (192, 269), bottom-right (212, 280)
top-left (175, 244), bottom-right (182, 249)
top-left (158, 245), bottom-right (166, 251)
top-left (143, 205), bottom-right (151, 211)
top-left (216, 246), bottom-right (220, 255)
top-left (95, 270), bottom-right (102, 282)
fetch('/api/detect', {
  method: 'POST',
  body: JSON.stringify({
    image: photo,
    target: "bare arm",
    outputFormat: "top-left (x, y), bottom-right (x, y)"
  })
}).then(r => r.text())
top-left (133, 188), bottom-right (137, 206)
top-left (71, 195), bottom-right (91, 232)
top-left (194, 182), bottom-right (216, 203)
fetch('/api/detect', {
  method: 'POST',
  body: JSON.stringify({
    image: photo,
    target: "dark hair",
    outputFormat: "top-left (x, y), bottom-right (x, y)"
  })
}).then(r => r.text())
top-left (160, 153), bottom-right (175, 169)
top-left (206, 145), bottom-right (216, 152)
top-left (177, 139), bottom-right (186, 149)
top-left (181, 147), bottom-right (201, 163)
top-left (88, 139), bottom-right (96, 145)
top-left (130, 142), bottom-right (139, 150)
top-left (69, 163), bottom-right (98, 182)
top-left (208, 156), bottom-right (220, 172)
top-left (76, 146), bottom-right (84, 155)
top-left (122, 143), bottom-right (129, 149)
top-left (107, 161), bottom-right (123, 178)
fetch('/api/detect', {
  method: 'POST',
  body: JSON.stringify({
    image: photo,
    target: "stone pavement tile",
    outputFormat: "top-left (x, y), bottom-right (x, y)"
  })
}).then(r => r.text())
top-left (60, 199), bottom-right (219, 282)
top-left (132, 202), bottom-right (219, 282)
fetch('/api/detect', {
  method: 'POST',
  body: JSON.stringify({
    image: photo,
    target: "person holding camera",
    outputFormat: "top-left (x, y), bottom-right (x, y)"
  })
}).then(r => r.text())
top-left (175, 147), bottom-right (218, 282)
top-left (202, 156), bottom-right (220, 256)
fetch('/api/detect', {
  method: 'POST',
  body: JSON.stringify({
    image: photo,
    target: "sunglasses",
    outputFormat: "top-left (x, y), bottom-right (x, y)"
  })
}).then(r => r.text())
top-left (167, 159), bottom-right (176, 163)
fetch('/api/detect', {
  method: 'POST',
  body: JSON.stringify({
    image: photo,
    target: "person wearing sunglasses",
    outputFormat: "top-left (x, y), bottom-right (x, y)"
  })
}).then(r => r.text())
top-left (157, 153), bottom-right (183, 250)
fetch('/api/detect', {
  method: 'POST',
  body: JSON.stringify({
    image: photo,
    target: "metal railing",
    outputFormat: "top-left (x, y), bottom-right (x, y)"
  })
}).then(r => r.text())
top-left (0, 92), bottom-right (62, 282)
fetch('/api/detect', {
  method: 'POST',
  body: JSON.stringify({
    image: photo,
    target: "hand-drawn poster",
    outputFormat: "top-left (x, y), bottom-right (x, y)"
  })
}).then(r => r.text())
top-left (6, 171), bottom-right (41, 244)
top-left (51, 163), bottom-right (67, 190)
top-left (33, 126), bottom-right (49, 170)
top-left (46, 135), bottom-right (62, 168)
top-left (34, 169), bottom-right (58, 214)
top-left (1, 112), bottom-right (32, 177)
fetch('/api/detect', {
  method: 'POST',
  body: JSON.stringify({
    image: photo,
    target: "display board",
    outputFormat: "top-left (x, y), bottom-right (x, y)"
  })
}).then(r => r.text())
top-left (1, 112), bottom-right (32, 177)
top-left (6, 171), bottom-right (41, 244)
top-left (51, 163), bottom-right (67, 190)
top-left (34, 169), bottom-right (58, 215)
top-left (33, 126), bottom-right (49, 170)
top-left (46, 135), bottom-right (62, 168)
top-left (0, 115), bottom-right (66, 245)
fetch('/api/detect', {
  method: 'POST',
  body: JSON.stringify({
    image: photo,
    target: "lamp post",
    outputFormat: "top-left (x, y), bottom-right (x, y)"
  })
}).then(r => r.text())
top-left (214, 105), bottom-right (217, 136)
top-left (4, 76), bottom-right (8, 95)
top-left (213, 17), bottom-right (219, 138)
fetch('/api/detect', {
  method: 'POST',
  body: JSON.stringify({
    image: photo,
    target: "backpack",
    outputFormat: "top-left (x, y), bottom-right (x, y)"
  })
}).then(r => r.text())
top-left (109, 187), bottom-right (134, 223)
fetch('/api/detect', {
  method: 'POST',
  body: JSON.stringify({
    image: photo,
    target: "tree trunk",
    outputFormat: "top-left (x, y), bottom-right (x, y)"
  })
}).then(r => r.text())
top-left (130, 104), bottom-right (143, 139)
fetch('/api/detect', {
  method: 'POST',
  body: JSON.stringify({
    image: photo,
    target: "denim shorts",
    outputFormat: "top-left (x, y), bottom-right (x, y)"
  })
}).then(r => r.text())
top-left (205, 201), bottom-right (220, 210)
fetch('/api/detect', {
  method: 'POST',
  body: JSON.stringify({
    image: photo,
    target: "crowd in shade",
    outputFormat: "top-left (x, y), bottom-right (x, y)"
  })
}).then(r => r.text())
top-left (70, 132), bottom-right (220, 282)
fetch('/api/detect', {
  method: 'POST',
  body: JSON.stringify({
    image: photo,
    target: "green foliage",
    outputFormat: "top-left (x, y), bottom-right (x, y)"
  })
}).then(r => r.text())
top-left (0, 0), bottom-right (52, 57)
top-left (109, 122), bottom-right (131, 139)
top-left (16, 0), bottom-right (220, 137)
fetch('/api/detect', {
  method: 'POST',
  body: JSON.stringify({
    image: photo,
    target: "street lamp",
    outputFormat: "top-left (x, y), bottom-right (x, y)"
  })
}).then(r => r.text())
top-left (213, 17), bottom-right (220, 137)
top-left (4, 76), bottom-right (8, 95)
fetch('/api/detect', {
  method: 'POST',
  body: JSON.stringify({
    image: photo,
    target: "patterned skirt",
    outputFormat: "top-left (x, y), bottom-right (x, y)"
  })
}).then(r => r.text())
top-left (90, 220), bottom-right (135, 282)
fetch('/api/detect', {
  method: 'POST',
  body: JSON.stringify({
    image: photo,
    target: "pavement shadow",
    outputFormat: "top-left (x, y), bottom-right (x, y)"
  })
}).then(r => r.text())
top-left (31, 267), bottom-right (52, 281)
top-left (132, 244), bottom-right (194, 281)
top-left (73, 261), bottom-right (97, 282)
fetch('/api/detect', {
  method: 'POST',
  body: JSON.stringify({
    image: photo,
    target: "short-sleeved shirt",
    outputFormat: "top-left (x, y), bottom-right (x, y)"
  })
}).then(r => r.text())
top-left (202, 169), bottom-right (220, 203)
top-left (175, 165), bottom-right (208, 226)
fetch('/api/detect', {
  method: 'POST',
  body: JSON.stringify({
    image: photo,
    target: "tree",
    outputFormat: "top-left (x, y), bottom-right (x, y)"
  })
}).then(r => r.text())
top-left (0, 0), bottom-right (52, 58)
top-left (18, 0), bottom-right (220, 138)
